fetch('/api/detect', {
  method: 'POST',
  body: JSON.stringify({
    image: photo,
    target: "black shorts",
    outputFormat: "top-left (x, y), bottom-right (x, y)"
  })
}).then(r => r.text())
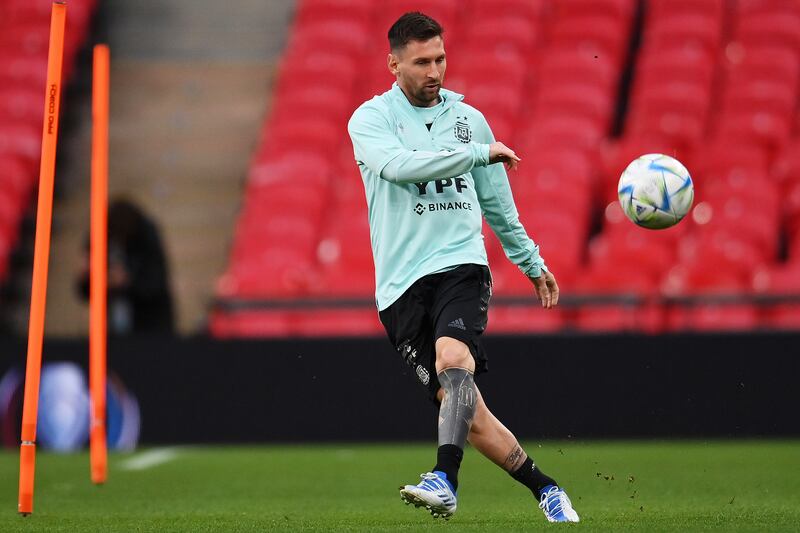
top-left (378, 263), bottom-right (492, 403)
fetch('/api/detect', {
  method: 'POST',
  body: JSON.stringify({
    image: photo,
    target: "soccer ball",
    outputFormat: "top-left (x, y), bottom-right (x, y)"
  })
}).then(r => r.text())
top-left (618, 153), bottom-right (694, 229)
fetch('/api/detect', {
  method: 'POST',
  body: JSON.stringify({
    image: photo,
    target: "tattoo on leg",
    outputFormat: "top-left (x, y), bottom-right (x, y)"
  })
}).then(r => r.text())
top-left (503, 445), bottom-right (526, 471)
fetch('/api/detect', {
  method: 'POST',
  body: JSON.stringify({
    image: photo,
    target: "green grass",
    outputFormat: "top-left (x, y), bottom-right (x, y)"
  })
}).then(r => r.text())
top-left (0, 441), bottom-right (798, 531)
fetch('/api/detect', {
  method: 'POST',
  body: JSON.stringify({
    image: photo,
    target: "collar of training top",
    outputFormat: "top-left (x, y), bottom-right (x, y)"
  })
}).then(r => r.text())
top-left (388, 82), bottom-right (464, 117)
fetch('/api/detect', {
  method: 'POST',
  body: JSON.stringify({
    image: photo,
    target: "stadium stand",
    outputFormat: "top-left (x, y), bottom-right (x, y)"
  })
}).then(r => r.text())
top-left (0, 0), bottom-right (97, 285)
top-left (211, 0), bottom-right (800, 337)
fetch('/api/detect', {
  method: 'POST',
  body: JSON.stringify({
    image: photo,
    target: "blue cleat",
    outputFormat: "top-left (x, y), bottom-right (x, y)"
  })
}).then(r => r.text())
top-left (539, 485), bottom-right (580, 522)
top-left (399, 471), bottom-right (457, 519)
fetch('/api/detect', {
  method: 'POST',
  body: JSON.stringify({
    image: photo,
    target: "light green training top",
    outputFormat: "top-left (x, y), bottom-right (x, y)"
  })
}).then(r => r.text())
top-left (347, 83), bottom-right (546, 311)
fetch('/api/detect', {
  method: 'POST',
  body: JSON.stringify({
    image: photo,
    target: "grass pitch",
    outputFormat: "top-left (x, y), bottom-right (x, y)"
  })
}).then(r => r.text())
top-left (1, 441), bottom-right (798, 531)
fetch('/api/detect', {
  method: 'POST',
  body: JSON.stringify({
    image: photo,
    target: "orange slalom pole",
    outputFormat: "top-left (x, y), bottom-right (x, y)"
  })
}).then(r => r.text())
top-left (89, 44), bottom-right (110, 485)
top-left (18, 0), bottom-right (67, 516)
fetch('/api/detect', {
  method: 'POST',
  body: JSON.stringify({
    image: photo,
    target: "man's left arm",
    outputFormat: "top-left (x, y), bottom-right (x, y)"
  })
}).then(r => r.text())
top-left (471, 116), bottom-right (559, 308)
top-left (471, 119), bottom-right (545, 278)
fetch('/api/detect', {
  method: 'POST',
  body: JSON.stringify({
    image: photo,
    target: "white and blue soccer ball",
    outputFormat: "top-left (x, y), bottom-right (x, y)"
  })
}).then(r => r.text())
top-left (618, 153), bottom-right (694, 230)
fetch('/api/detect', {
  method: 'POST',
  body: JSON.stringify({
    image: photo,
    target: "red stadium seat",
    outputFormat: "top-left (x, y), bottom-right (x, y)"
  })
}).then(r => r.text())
top-left (446, 52), bottom-right (528, 95)
top-left (690, 142), bottom-right (768, 182)
top-left (572, 264), bottom-right (660, 332)
top-left (783, 181), bottom-right (800, 242)
top-left (752, 264), bottom-right (800, 330)
top-left (686, 304), bottom-right (760, 331)
top-left (675, 231), bottom-right (765, 280)
top-left (466, 0), bottom-right (544, 27)
top-left (550, 16), bottom-right (632, 67)
top-left (0, 121), bottom-right (41, 162)
top-left (736, 12), bottom-right (800, 53)
top-left (288, 21), bottom-right (370, 56)
top-left (235, 216), bottom-right (321, 260)
top-left (489, 239), bottom-right (580, 298)
top-left (209, 310), bottom-right (294, 338)
top-left (646, 15), bottom-right (723, 57)
top-left (634, 47), bottom-right (716, 98)
top-left (534, 83), bottom-right (614, 128)
top-left (588, 230), bottom-right (677, 280)
top-left (261, 118), bottom-right (344, 159)
top-left (632, 82), bottom-right (711, 123)
top-left (714, 110), bottom-right (793, 151)
top-left (554, 0), bottom-right (636, 24)
top-left (294, 308), bottom-right (383, 337)
top-left (518, 115), bottom-right (606, 155)
top-left (294, 0), bottom-right (373, 28)
top-left (465, 84), bottom-right (524, 126)
top-left (220, 248), bottom-right (316, 298)
top-left (734, 0), bottom-right (800, 16)
top-left (538, 50), bottom-right (618, 94)
top-left (313, 219), bottom-right (375, 298)
top-left (271, 84), bottom-right (357, 126)
top-left (464, 16), bottom-right (539, 55)
top-left (0, 185), bottom-right (27, 231)
top-left (487, 306), bottom-right (565, 334)
top-left (662, 265), bottom-right (759, 331)
top-left (648, 0), bottom-right (724, 20)
top-left (248, 151), bottom-right (332, 188)
top-left (376, 0), bottom-right (460, 38)
top-left (211, 308), bottom-right (383, 338)
top-left (277, 51), bottom-right (358, 92)
top-left (331, 156), bottom-right (367, 208)
top-left (722, 80), bottom-right (797, 117)
top-left (628, 108), bottom-right (706, 149)
top-left (772, 140), bottom-right (800, 188)
top-left (693, 212), bottom-right (780, 262)
top-left (724, 46), bottom-right (799, 88)
top-left (0, 155), bottom-right (34, 202)
top-left (511, 174), bottom-right (592, 217)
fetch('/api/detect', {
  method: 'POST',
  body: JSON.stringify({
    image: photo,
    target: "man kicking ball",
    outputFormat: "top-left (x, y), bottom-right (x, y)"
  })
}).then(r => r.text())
top-left (347, 11), bottom-right (579, 523)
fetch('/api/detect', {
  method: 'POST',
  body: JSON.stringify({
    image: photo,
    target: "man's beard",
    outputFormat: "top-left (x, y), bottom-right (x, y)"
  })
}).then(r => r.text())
top-left (416, 85), bottom-right (440, 103)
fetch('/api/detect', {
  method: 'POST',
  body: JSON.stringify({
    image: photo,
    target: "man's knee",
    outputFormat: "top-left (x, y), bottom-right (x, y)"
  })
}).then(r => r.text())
top-left (435, 336), bottom-right (475, 373)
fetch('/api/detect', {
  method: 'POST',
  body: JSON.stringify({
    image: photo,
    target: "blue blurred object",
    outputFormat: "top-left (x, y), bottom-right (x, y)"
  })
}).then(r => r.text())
top-left (0, 363), bottom-right (140, 451)
top-left (38, 362), bottom-right (90, 452)
top-left (107, 374), bottom-right (141, 451)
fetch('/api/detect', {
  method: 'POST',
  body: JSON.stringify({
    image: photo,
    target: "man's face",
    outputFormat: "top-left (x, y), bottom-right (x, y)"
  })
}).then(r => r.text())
top-left (389, 36), bottom-right (446, 107)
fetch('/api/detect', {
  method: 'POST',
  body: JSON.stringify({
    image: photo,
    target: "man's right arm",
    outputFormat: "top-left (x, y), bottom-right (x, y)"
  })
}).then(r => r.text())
top-left (347, 105), bottom-right (490, 184)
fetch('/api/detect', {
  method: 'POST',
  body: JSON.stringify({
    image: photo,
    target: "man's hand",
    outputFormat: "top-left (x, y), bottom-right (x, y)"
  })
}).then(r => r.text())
top-left (489, 141), bottom-right (521, 171)
top-left (529, 270), bottom-right (559, 309)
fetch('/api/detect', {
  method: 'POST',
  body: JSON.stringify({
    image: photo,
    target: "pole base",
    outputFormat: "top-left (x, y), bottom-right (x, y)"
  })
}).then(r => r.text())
top-left (18, 442), bottom-right (36, 515)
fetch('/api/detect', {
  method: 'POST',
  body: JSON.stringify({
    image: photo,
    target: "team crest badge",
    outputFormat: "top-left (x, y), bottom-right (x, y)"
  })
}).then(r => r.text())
top-left (416, 365), bottom-right (430, 385)
top-left (454, 118), bottom-right (472, 143)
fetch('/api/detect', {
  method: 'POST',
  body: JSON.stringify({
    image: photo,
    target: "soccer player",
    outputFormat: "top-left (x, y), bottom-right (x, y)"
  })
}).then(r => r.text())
top-left (347, 12), bottom-right (579, 523)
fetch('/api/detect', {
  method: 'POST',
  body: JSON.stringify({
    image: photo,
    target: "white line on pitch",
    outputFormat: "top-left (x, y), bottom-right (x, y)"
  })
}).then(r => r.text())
top-left (119, 447), bottom-right (181, 471)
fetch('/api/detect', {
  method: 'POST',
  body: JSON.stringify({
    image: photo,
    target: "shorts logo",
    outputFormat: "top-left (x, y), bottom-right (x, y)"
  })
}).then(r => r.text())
top-left (454, 117), bottom-right (472, 143)
top-left (416, 365), bottom-right (430, 385)
top-left (448, 318), bottom-right (466, 330)
top-left (414, 203), bottom-right (426, 215)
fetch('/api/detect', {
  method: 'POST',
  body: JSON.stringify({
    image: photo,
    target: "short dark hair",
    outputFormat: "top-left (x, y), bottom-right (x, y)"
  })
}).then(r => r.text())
top-left (388, 12), bottom-right (443, 51)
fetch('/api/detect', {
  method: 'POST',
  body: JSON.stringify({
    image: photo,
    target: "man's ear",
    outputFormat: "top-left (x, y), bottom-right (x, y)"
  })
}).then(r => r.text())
top-left (388, 52), bottom-right (399, 76)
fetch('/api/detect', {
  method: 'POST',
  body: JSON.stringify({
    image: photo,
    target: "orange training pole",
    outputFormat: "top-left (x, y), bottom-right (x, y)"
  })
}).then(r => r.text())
top-left (89, 43), bottom-right (110, 485)
top-left (18, 0), bottom-right (67, 516)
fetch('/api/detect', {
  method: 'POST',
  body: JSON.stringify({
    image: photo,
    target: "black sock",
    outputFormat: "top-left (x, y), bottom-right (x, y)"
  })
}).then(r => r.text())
top-left (510, 457), bottom-right (557, 500)
top-left (433, 444), bottom-right (463, 491)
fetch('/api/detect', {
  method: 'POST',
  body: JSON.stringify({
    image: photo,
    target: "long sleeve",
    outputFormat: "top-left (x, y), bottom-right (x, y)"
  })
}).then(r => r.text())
top-left (471, 118), bottom-right (547, 278)
top-left (348, 104), bottom-right (490, 184)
